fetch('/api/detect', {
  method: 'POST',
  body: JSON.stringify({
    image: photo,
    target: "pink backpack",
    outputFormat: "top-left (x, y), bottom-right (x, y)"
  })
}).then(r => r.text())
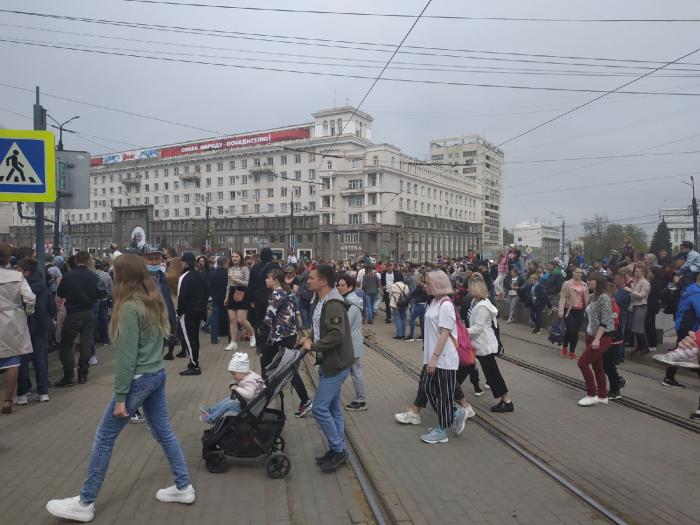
top-left (439, 298), bottom-right (476, 367)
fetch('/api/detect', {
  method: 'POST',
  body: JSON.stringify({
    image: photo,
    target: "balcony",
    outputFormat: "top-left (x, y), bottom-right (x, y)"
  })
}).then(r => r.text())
top-left (248, 164), bottom-right (274, 175)
top-left (177, 170), bottom-right (201, 182)
top-left (340, 186), bottom-right (365, 196)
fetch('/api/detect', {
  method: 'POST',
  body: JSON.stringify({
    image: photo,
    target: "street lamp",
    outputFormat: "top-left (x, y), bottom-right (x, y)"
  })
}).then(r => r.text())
top-left (48, 114), bottom-right (80, 151)
top-left (550, 211), bottom-right (565, 261)
top-left (681, 176), bottom-right (698, 248)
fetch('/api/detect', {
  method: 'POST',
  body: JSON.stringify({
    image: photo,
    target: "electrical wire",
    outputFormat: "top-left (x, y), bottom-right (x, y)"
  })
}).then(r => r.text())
top-left (119, 1), bottom-right (700, 22)
top-left (4, 38), bottom-right (700, 97)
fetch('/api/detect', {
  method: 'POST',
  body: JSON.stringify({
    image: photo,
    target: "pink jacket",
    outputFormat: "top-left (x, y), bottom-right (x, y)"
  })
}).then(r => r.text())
top-left (231, 371), bottom-right (264, 402)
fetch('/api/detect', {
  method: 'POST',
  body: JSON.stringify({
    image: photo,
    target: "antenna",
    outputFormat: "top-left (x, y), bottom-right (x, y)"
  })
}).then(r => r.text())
top-left (333, 89), bottom-right (336, 107)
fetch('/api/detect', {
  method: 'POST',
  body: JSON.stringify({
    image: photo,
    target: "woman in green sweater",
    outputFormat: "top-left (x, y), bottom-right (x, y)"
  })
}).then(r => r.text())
top-left (47, 254), bottom-right (195, 523)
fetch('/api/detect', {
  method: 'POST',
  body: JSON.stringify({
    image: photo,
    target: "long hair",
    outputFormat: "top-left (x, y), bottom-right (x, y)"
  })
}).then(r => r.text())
top-left (268, 268), bottom-right (290, 292)
top-left (165, 256), bottom-right (184, 296)
top-left (587, 272), bottom-right (609, 300)
top-left (109, 254), bottom-right (169, 342)
top-left (230, 250), bottom-right (244, 267)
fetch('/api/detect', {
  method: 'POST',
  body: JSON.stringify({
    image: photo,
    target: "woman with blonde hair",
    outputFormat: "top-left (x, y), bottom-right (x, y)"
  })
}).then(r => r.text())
top-left (163, 256), bottom-right (184, 360)
top-left (467, 273), bottom-right (514, 413)
top-left (625, 264), bottom-right (651, 356)
top-left (47, 254), bottom-right (195, 523)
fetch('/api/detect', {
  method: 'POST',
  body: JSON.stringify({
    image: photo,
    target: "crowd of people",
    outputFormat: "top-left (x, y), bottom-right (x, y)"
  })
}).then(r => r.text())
top-left (1, 236), bottom-right (699, 522)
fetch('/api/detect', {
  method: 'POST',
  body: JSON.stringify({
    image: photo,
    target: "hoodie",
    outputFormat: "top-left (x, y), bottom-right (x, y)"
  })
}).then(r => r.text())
top-left (467, 298), bottom-right (500, 356)
top-left (343, 290), bottom-right (364, 358)
top-left (675, 282), bottom-right (700, 333)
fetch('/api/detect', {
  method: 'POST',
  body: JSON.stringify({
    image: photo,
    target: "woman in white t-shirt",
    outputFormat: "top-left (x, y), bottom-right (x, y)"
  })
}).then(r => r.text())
top-left (416, 270), bottom-right (460, 444)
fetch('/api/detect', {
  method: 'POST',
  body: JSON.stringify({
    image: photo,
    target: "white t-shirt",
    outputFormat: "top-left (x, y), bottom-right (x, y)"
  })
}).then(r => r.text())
top-left (385, 272), bottom-right (395, 292)
top-left (422, 298), bottom-right (459, 370)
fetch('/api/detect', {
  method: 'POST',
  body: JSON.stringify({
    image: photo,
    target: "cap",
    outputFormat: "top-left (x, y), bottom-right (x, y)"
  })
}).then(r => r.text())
top-left (181, 252), bottom-right (196, 265)
top-left (142, 244), bottom-right (162, 255)
top-left (228, 352), bottom-right (250, 373)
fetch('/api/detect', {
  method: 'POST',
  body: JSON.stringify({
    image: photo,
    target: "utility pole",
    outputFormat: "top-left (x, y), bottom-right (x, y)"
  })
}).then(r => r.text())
top-left (204, 194), bottom-right (212, 254)
top-left (48, 114), bottom-right (79, 256)
top-left (692, 176), bottom-right (698, 249)
top-left (33, 86), bottom-right (47, 269)
top-left (561, 218), bottom-right (565, 261)
top-left (289, 189), bottom-right (295, 256)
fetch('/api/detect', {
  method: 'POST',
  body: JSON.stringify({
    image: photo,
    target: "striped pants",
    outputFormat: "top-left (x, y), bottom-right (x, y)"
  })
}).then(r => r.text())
top-left (419, 365), bottom-right (456, 429)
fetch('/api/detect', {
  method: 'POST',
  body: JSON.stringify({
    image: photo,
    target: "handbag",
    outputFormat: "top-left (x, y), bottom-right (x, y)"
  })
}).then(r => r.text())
top-left (396, 287), bottom-right (410, 309)
top-left (233, 289), bottom-right (245, 302)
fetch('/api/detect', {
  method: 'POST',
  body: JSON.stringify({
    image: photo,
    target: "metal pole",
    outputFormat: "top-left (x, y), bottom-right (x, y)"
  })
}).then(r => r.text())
top-left (692, 176), bottom-right (698, 249)
top-left (205, 195), bottom-right (211, 254)
top-left (33, 86), bottom-right (46, 269)
top-left (53, 134), bottom-right (63, 255)
top-left (289, 190), bottom-right (294, 255)
top-left (561, 219), bottom-right (565, 261)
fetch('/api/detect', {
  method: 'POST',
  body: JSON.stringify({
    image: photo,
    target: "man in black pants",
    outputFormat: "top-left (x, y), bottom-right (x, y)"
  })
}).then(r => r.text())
top-left (380, 263), bottom-right (403, 323)
top-left (56, 251), bottom-right (100, 387)
top-left (178, 252), bottom-right (208, 376)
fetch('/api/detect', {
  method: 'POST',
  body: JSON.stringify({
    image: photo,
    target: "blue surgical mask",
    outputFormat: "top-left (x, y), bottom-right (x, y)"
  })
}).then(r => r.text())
top-left (146, 264), bottom-right (162, 274)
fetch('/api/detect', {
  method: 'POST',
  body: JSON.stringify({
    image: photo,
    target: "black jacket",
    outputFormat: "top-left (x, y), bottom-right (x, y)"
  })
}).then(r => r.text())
top-left (380, 271), bottom-right (404, 289)
top-left (177, 267), bottom-right (209, 319)
top-left (27, 270), bottom-right (52, 335)
top-left (208, 267), bottom-right (228, 307)
top-left (56, 266), bottom-right (99, 313)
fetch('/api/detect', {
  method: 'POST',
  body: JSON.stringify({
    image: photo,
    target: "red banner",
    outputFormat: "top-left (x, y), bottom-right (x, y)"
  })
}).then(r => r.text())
top-left (159, 128), bottom-right (310, 159)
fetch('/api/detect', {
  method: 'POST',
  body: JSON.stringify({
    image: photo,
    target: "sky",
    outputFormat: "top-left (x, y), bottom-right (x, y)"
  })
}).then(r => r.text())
top-left (1, 0), bottom-right (699, 241)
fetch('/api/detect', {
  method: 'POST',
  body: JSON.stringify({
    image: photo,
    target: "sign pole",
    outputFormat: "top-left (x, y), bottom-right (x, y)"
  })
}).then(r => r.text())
top-left (33, 86), bottom-right (46, 269)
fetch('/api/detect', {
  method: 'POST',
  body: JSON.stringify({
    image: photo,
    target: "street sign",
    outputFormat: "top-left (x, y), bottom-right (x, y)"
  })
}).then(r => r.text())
top-left (525, 246), bottom-right (533, 255)
top-left (56, 150), bottom-right (90, 209)
top-left (0, 129), bottom-right (56, 202)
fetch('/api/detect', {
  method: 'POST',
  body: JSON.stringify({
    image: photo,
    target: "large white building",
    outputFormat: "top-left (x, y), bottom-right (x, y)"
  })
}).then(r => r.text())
top-left (10, 107), bottom-right (485, 262)
top-left (659, 206), bottom-right (695, 248)
top-left (513, 221), bottom-right (561, 263)
top-left (429, 135), bottom-right (504, 248)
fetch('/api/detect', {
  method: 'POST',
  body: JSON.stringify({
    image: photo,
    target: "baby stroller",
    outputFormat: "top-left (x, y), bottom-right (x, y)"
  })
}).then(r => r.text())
top-left (201, 347), bottom-right (306, 478)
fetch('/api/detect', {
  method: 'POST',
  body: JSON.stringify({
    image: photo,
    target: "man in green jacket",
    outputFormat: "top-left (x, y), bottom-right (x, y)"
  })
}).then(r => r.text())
top-left (302, 265), bottom-right (353, 473)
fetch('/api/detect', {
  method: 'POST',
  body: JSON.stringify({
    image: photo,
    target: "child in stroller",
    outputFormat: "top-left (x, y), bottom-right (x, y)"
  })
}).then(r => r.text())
top-left (199, 353), bottom-right (264, 424)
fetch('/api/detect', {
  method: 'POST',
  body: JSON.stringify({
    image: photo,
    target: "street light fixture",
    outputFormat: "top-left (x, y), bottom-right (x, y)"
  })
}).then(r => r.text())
top-left (47, 114), bottom-right (80, 151)
top-left (680, 176), bottom-right (698, 248)
top-left (550, 211), bottom-right (565, 261)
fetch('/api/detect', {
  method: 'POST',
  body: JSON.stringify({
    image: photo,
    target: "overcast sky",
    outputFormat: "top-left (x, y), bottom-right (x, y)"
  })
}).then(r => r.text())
top-left (1, 0), bottom-right (698, 239)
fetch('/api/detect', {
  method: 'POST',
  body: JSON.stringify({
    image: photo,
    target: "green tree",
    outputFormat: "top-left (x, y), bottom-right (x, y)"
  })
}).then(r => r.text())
top-left (503, 228), bottom-right (514, 245)
top-left (649, 219), bottom-right (672, 255)
top-left (582, 215), bottom-right (647, 261)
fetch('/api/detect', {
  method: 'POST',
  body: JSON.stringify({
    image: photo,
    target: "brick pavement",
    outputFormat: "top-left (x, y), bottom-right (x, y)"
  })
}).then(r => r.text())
top-left (0, 338), bottom-right (373, 525)
top-left (369, 316), bottom-right (700, 525)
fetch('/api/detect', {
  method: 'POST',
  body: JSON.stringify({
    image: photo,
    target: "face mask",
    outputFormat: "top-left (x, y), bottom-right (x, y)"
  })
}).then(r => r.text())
top-left (146, 264), bottom-right (162, 274)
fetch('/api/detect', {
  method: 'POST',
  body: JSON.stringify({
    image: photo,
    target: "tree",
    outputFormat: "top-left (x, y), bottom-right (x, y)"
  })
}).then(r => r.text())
top-left (503, 228), bottom-right (514, 245)
top-left (581, 215), bottom-right (648, 262)
top-left (649, 219), bottom-right (672, 255)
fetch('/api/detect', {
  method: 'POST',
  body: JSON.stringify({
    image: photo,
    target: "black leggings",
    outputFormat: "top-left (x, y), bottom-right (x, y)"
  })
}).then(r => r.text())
top-left (603, 344), bottom-right (622, 392)
top-left (563, 309), bottom-right (585, 353)
top-left (476, 354), bottom-right (508, 399)
top-left (644, 307), bottom-right (659, 348)
top-left (260, 335), bottom-right (309, 404)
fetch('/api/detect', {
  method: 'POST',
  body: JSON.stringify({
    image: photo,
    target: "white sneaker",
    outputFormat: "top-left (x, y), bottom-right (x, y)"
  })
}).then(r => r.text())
top-left (225, 341), bottom-right (238, 351)
top-left (156, 484), bottom-right (196, 504)
top-left (506, 319), bottom-right (514, 324)
top-left (394, 410), bottom-right (421, 425)
top-left (648, 347), bottom-right (657, 352)
top-left (652, 346), bottom-right (700, 369)
top-left (88, 356), bottom-right (98, 365)
top-left (465, 405), bottom-right (476, 419)
top-left (46, 496), bottom-right (95, 522)
top-left (594, 396), bottom-right (609, 405)
top-left (577, 395), bottom-right (598, 407)
top-left (249, 336), bottom-right (256, 348)
top-left (36, 394), bottom-right (50, 402)
top-left (130, 414), bottom-right (146, 424)
top-left (14, 395), bottom-right (28, 405)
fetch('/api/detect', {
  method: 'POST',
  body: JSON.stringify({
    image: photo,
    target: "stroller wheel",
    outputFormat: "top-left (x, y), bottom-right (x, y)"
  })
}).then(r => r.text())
top-left (265, 452), bottom-right (291, 479)
top-left (205, 451), bottom-right (228, 474)
top-left (273, 436), bottom-right (286, 452)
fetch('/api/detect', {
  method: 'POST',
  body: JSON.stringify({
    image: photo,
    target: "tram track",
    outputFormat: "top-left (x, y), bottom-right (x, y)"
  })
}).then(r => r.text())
top-left (362, 335), bottom-right (630, 525)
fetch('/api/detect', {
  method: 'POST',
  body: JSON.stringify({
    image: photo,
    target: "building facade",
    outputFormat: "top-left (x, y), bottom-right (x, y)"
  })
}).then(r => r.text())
top-left (10, 107), bottom-right (484, 262)
top-left (659, 206), bottom-right (695, 248)
top-left (513, 221), bottom-right (561, 263)
top-left (429, 135), bottom-right (504, 248)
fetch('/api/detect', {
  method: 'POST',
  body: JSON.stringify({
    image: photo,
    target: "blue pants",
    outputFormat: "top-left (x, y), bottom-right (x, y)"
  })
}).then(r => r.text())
top-left (393, 307), bottom-right (407, 338)
top-left (79, 369), bottom-right (190, 503)
top-left (203, 397), bottom-right (241, 422)
top-left (18, 331), bottom-right (49, 396)
top-left (299, 300), bottom-right (312, 329)
top-left (312, 367), bottom-right (350, 453)
top-left (364, 293), bottom-right (377, 322)
top-left (408, 303), bottom-right (425, 339)
top-left (210, 303), bottom-right (228, 344)
top-left (96, 301), bottom-right (111, 344)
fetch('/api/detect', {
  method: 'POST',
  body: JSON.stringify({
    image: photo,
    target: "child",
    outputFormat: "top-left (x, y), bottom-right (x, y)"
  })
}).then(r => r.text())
top-left (199, 353), bottom-right (264, 424)
top-left (529, 273), bottom-right (550, 335)
top-left (604, 283), bottom-right (626, 399)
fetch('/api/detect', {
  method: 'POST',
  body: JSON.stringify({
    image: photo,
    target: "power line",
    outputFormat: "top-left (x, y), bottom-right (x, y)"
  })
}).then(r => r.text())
top-left (503, 149), bottom-right (700, 164)
top-left (497, 45), bottom-right (700, 147)
top-left (3, 38), bottom-right (700, 97)
top-left (119, 1), bottom-right (700, 22)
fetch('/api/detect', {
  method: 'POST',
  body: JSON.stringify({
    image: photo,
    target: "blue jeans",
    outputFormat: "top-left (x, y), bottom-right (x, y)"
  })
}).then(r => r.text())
top-left (299, 300), bottom-right (311, 329)
top-left (312, 367), bottom-right (351, 453)
top-left (204, 397), bottom-right (241, 421)
top-left (96, 301), bottom-right (110, 344)
top-left (408, 303), bottom-right (426, 339)
top-left (18, 331), bottom-right (49, 396)
top-left (364, 293), bottom-right (377, 322)
top-left (393, 307), bottom-right (407, 338)
top-left (210, 303), bottom-right (228, 344)
top-left (80, 369), bottom-right (190, 503)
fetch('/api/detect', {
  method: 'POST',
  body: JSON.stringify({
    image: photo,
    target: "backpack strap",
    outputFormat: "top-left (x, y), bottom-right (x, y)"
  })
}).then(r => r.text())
top-left (438, 297), bottom-right (460, 348)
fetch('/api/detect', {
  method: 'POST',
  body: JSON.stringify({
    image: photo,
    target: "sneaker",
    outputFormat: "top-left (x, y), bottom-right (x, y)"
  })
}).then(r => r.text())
top-left (88, 356), bottom-right (98, 366)
top-left (484, 383), bottom-right (491, 390)
top-left (595, 396), bottom-right (609, 405)
top-left (163, 352), bottom-right (174, 361)
top-left (454, 407), bottom-right (467, 436)
top-left (652, 347), bottom-right (700, 369)
top-left (505, 319), bottom-right (514, 324)
top-left (199, 406), bottom-right (211, 416)
top-left (320, 450), bottom-right (348, 472)
top-left (577, 395), bottom-right (607, 406)
top-left (179, 366), bottom-right (201, 376)
top-left (619, 376), bottom-right (627, 389)
top-left (395, 410), bottom-right (421, 425)
top-left (568, 353), bottom-right (578, 360)
top-left (175, 350), bottom-right (187, 358)
top-left (55, 377), bottom-right (75, 388)
top-left (473, 388), bottom-right (484, 397)
top-left (491, 400), bottom-right (514, 413)
top-left (315, 449), bottom-right (334, 465)
top-left (661, 378), bottom-right (686, 388)
top-left (345, 401), bottom-right (367, 411)
top-left (608, 391), bottom-right (622, 400)
top-left (420, 427), bottom-right (448, 444)
top-left (225, 341), bottom-right (238, 351)
top-left (249, 336), bottom-right (256, 348)
top-left (36, 394), bottom-right (50, 402)
top-left (155, 484), bottom-right (196, 504)
top-left (532, 328), bottom-right (541, 335)
top-left (405, 338), bottom-right (415, 342)
top-left (690, 410), bottom-right (700, 420)
top-left (465, 405), bottom-right (476, 419)
top-left (14, 395), bottom-right (28, 406)
top-left (77, 374), bottom-right (87, 384)
top-left (648, 347), bottom-right (657, 352)
top-left (130, 414), bottom-right (146, 424)
top-left (46, 496), bottom-right (95, 523)
top-left (416, 336), bottom-right (423, 341)
top-left (295, 400), bottom-right (313, 418)
top-left (199, 414), bottom-right (212, 424)
top-left (560, 348), bottom-right (568, 358)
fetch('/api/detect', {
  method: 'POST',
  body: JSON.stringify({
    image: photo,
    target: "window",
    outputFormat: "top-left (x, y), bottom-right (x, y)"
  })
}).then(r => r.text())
top-left (229, 176), bottom-right (235, 184)
top-left (164, 209), bottom-right (169, 217)
top-left (308, 152), bottom-right (316, 162)
top-left (352, 159), bottom-right (361, 169)
top-left (293, 186), bottom-right (301, 197)
top-left (241, 159), bottom-right (248, 169)
top-left (229, 160), bottom-right (235, 169)
top-left (253, 175), bottom-right (260, 183)
top-left (348, 179), bottom-right (364, 189)
top-left (217, 162), bottom-right (223, 171)
top-left (206, 164), bottom-right (212, 173)
top-left (267, 203), bottom-right (274, 213)
top-left (309, 185), bottom-right (316, 196)
top-left (343, 232), bottom-right (360, 243)
top-left (206, 178), bottom-right (212, 187)
top-left (373, 155), bottom-right (379, 166)
top-left (294, 170), bottom-right (301, 181)
top-left (254, 189), bottom-right (261, 200)
top-left (155, 196), bottom-right (160, 204)
top-left (241, 175), bottom-right (248, 184)
top-left (280, 203), bottom-right (287, 213)
top-left (308, 169), bottom-right (316, 179)
top-left (267, 188), bottom-right (274, 198)
top-left (174, 208), bottom-right (179, 217)
top-left (218, 206), bottom-right (224, 214)
top-left (294, 154), bottom-right (301, 164)
top-left (145, 197), bottom-right (150, 204)
top-left (400, 181), bottom-right (403, 191)
top-left (254, 204), bottom-right (260, 213)
top-left (463, 150), bottom-right (477, 157)
top-left (174, 167), bottom-right (179, 175)
top-left (174, 181), bottom-right (179, 190)
top-left (254, 158), bottom-right (261, 166)
top-left (326, 161), bottom-right (332, 170)
top-left (195, 207), bottom-right (201, 216)
top-left (229, 191), bottom-right (236, 199)
top-left (217, 177), bottom-right (223, 186)
top-left (185, 208), bottom-right (190, 216)
top-left (266, 157), bottom-right (273, 166)
top-left (164, 182), bottom-right (169, 190)
top-left (217, 191), bottom-right (224, 200)
top-left (280, 155), bottom-right (287, 165)
top-left (281, 187), bottom-right (288, 197)
top-left (308, 201), bottom-right (316, 211)
top-left (349, 213), bottom-right (362, 225)
top-left (330, 121), bottom-right (336, 135)
top-left (349, 196), bottom-right (363, 207)
top-left (321, 177), bottom-right (331, 190)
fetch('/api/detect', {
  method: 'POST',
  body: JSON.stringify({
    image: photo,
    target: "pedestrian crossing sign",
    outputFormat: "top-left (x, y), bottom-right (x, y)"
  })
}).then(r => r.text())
top-left (0, 129), bottom-right (56, 202)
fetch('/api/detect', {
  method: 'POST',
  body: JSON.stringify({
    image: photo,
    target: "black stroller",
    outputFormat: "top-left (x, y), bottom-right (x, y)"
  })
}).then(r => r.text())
top-left (201, 347), bottom-right (306, 478)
